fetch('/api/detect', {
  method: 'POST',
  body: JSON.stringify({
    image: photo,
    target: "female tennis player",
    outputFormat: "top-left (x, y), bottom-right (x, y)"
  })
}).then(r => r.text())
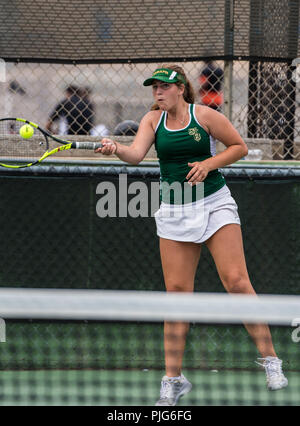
top-left (95, 64), bottom-right (288, 406)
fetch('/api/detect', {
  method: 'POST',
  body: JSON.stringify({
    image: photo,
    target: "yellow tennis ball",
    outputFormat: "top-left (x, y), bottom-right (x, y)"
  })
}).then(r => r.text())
top-left (19, 124), bottom-right (34, 139)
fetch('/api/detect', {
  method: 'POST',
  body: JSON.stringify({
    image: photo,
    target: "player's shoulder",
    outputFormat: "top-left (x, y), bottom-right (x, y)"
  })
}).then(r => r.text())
top-left (194, 104), bottom-right (226, 133)
top-left (195, 104), bottom-right (225, 121)
top-left (141, 109), bottom-right (164, 129)
top-left (194, 104), bottom-right (214, 115)
top-left (143, 109), bottom-right (163, 120)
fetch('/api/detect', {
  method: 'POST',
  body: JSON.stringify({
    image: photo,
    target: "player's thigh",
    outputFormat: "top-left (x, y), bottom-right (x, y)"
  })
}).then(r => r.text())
top-left (205, 224), bottom-right (250, 287)
top-left (159, 238), bottom-right (201, 292)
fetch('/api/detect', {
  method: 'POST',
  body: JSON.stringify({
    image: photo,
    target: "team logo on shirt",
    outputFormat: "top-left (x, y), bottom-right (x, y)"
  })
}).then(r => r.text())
top-left (188, 127), bottom-right (201, 142)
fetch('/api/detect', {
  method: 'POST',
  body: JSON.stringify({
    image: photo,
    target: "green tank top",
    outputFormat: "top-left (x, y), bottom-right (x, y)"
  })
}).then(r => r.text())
top-left (155, 103), bottom-right (226, 204)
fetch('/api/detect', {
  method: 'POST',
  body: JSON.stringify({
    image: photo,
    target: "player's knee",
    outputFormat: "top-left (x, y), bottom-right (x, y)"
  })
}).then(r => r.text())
top-left (165, 281), bottom-right (193, 292)
top-left (223, 273), bottom-right (250, 294)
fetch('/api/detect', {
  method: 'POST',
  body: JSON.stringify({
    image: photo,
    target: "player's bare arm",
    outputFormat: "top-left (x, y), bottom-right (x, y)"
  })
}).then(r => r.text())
top-left (186, 106), bottom-right (248, 184)
top-left (96, 111), bottom-right (160, 165)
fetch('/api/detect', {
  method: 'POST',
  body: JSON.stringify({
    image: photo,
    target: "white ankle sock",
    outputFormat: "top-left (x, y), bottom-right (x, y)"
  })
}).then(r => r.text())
top-left (166, 375), bottom-right (182, 381)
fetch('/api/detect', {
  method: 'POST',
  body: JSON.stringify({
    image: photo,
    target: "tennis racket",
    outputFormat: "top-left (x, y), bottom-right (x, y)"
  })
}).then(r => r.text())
top-left (0, 118), bottom-right (103, 168)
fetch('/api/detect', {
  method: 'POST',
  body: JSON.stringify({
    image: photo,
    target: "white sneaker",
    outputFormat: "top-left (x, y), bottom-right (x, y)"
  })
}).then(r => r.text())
top-left (256, 357), bottom-right (288, 391)
top-left (155, 375), bottom-right (192, 406)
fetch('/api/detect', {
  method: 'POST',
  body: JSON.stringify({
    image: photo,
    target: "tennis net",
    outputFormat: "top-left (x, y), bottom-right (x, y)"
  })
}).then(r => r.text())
top-left (0, 288), bottom-right (299, 406)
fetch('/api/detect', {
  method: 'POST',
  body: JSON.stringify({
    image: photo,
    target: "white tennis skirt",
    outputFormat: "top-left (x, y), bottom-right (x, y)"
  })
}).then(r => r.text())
top-left (154, 185), bottom-right (241, 243)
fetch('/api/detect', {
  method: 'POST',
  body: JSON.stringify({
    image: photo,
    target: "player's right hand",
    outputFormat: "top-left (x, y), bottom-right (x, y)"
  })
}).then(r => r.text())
top-left (95, 138), bottom-right (117, 155)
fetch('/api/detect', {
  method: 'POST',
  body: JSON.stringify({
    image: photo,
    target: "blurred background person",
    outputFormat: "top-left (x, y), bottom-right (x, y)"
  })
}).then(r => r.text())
top-left (79, 87), bottom-right (96, 134)
top-left (198, 61), bottom-right (224, 111)
top-left (91, 123), bottom-right (110, 137)
top-left (113, 120), bottom-right (139, 136)
top-left (46, 85), bottom-right (95, 135)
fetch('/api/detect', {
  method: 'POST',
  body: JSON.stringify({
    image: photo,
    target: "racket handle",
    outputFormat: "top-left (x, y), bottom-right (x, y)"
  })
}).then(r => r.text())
top-left (73, 142), bottom-right (103, 150)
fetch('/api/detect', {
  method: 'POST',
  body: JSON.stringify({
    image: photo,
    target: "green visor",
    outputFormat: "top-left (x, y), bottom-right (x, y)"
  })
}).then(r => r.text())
top-left (143, 68), bottom-right (186, 86)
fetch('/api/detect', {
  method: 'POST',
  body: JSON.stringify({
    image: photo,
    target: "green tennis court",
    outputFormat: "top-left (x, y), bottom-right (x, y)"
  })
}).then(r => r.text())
top-left (0, 318), bottom-right (298, 406)
top-left (1, 369), bottom-right (298, 406)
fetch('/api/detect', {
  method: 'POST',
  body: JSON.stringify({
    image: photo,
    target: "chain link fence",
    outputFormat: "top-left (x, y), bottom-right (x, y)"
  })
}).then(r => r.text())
top-left (0, 0), bottom-right (300, 160)
top-left (1, 60), bottom-right (300, 160)
top-left (0, 1), bottom-right (299, 294)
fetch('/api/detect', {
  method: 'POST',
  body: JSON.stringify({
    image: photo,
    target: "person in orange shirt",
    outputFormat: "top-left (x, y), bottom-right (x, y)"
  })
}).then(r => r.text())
top-left (199, 61), bottom-right (224, 111)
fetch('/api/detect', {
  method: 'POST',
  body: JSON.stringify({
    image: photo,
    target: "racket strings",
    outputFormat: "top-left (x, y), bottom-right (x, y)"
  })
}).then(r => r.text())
top-left (0, 120), bottom-right (48, 164)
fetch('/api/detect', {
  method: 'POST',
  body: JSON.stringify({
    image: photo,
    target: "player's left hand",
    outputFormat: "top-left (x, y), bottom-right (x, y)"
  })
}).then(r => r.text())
top-left (186, 162), bottom-right (209, 185)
